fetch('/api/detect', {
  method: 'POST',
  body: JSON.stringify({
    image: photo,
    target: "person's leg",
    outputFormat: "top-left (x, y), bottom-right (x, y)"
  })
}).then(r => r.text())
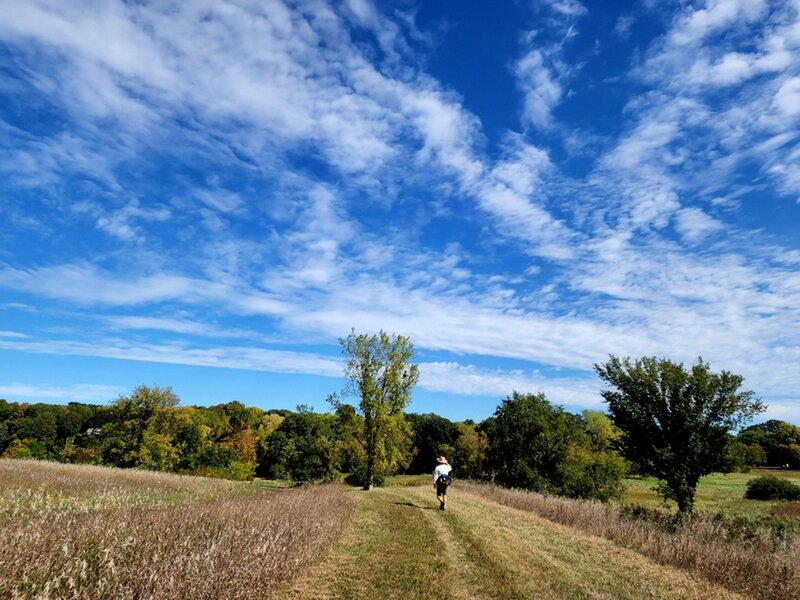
top-left (436, 484), bottom-right (447, 509)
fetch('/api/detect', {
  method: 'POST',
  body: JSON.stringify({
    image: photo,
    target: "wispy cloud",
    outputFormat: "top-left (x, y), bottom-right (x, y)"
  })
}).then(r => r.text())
top-left (0, 336), bottom-right (344, 379)
top-left (0, 0), bottom-right (798, 422)
top-left (515, 49), bottom-right (564, 128)
top-left (420, 361), bottom-right (601, 408)
top-left (0, 382), bottom-right (125, 403)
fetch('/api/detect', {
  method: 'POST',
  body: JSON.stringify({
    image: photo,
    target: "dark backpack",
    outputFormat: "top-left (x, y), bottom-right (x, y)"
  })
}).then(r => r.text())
top-left (437, 473), bottom-right (452, 487)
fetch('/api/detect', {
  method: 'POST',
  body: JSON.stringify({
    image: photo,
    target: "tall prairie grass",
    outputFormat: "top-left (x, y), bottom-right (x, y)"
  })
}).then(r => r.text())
top-left (0, 460), bottom-right (354, 599)
top-left (0, 459), bottom-right (239, 515)
top-left (461, 481), bottom-right (798, 600)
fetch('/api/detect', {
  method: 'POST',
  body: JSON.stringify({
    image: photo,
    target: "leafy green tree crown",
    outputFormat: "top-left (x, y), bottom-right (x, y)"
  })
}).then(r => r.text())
top-left (594, 355), bottom-right (764, 512)
top-left (331, 329), bottom-right (419, 490)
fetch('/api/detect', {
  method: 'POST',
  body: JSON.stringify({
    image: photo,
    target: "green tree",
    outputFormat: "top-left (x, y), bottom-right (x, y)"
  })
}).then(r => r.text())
top-left (405, 413), bottom-right (460, 474)
top-left (15, 404), bottom-right (58, 440)
top-left (483, 392), bottom-right (624, 500)
top-left (100, 385), bottom-right (180, 468)
top-left (484, 393), bottom-right (573, 490)
top-left (449, 422), bottom-right (488, 480)
top-left (745, 442), bottom-right (767, 466)
top-left (595, 355), bottom-right (764, 512)
top-left (57, 402), bottom-right (95, 440)
top-left (722, 438), bottom-right (751, 472)
top-left (258, 411), bottom-right (338, 481)
top-left (738, 420), bottom-right (800, 466)
top-left (0, 422), bottom-right (10, 455)
top-left (331, 329), bottom-right (419, 490)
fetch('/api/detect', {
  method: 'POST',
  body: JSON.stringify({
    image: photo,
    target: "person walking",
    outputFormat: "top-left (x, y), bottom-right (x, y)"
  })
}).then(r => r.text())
top-left (433, 456), bottom-right (452, 510)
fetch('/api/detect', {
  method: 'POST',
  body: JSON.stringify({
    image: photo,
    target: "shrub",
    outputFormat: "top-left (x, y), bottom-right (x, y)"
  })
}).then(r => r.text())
top-left (345, 464), bottom-right (385, 487)
top-left (745, 475), bottom-right (800, 501)
top-left (224, 460), bottom-right (256, 481)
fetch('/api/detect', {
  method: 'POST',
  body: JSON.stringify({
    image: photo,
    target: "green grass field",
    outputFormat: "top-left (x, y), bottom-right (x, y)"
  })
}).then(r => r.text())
top-left (622, 469), bottom-right (800, 519)
top-left (286, 485), bottom-right (746, 600)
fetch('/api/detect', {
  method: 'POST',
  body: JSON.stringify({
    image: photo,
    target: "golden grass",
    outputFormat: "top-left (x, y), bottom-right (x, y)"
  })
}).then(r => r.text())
top-left (0, 459), bottom-right (355, 599)
top-left (460, 481), bottom-right (799, 600)
top-left (0, 459), bottom-right (240, 515)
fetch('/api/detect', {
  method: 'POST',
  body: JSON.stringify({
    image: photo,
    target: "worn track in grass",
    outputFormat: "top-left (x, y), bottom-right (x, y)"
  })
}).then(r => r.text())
top-left (285, 485), bottom-right (747, 600)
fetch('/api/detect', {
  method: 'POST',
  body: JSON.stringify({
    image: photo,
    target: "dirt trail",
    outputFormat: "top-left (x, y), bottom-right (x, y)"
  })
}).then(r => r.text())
top-left (283, 485), bottom-right (747, 600)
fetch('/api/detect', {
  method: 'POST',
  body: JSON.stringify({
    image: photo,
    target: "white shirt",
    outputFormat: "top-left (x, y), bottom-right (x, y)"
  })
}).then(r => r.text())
top-left (433, 463), bottom-right (452, 485)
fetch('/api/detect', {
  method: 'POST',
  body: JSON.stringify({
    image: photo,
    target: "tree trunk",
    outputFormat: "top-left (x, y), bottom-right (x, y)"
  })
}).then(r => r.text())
top-left (363, 417), bottom-right (377, 491)
top-left (364, 450), bottom-right (374, 491)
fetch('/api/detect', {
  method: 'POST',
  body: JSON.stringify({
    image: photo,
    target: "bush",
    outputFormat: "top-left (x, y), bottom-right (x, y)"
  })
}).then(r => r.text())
top-left (344, 464), bottom-right (385, 487)
top-left (745, 475), bottom-right (800, 501)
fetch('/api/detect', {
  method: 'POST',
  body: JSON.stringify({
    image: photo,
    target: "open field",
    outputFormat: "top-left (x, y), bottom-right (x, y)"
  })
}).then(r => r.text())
top-left (4, 460), bottom-right (799, 599)
top-left (0, 459), bottom-right (241, 516)
top-left (459, 482), bottom-right (798, 600)
top-left (622, 469), bottom-right (800, 517)
top-left (0, 459), bottom-right (355, 599)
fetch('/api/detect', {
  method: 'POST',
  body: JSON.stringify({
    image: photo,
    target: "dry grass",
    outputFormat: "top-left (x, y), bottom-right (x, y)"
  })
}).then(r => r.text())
top-left (460, 481), bottom-right (799, 600)
top-left (0, 459), bottom-right (240, 515)
top-left (773, 502), bottom-right (800, 518)
top-left (0, 460), bottom-right (355, 599)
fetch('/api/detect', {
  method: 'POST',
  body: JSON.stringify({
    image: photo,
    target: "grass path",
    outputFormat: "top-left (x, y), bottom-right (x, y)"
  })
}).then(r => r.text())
top-left (285, 485), bottom-right (747, 600)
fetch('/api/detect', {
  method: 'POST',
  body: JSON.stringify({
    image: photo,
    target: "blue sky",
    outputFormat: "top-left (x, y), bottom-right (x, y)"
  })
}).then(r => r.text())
top-left (1, 0), bottom-right (799, 423)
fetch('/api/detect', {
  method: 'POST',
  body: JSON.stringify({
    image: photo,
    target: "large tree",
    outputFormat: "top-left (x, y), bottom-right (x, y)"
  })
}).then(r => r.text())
top-left (595, 355), bottom-right (764, 512)
top-left (738, 420), bottom-right (800, 467)
top-left (100, 385), bottom-right (180, 468)
top-left (483, 392), bottom-right (625, 500)
top-left (332, 329), bottom-right (418, 490)
top-left (405, 413), bottom-right (460, 474)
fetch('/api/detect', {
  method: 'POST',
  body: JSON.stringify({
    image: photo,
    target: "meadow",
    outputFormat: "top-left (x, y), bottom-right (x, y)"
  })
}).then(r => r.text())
top-left (461, 480), bottom-right (798, 600)
top-left (3, 460), bottom-right (799, 599)
top-left (0, 459), bottom-right (354, 599)
top-left (622, 469), bottom-right (800, 519)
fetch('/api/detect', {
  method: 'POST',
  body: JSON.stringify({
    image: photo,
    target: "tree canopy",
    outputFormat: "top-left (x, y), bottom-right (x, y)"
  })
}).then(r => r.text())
top-left (331, 329), bottom-right (419, 490)
top-left (483, 392), bottom-right (625, 501)
top-left (595, 355), bottom-right (764, 512)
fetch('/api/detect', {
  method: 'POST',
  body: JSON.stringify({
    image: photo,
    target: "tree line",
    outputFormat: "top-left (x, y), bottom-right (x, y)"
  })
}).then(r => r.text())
top-left (0, 388), bottom-right (792, 495)
top-left (1, 330), bottom-right (793, 512)
top-left (0, 387), bottom-right (620, 491)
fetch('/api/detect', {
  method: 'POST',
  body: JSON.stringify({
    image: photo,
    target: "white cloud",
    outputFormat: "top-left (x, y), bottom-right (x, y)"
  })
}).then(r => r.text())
top-left (614, 16), bottom-right (636, 38)
top-left (105, 316), bottom-right (257, 339)
top-left (420, 361), bottom-right (602, 408)
top-left (515, 49), bottom-right (563, 128)
top-left (674, 207), bottom-right (724, 244)
top-left (0, 382), bottom-right (125, 403)
top-left (762, 402), bottom-right (800, 423)
top-left (0, 331), bottom-right (28, 338)
top-left (0, 336), bottom-right (344, 379)
top-left (194, 188), bottom-right (243, 214)
top-left (669, 0), bottom-right (768, 48)
top-left (0, 0), bottom-right (799, 423)
top-left (774, 76), bottom-right (800, 117)
top-left (541, 0), bottom-right (589, 18)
